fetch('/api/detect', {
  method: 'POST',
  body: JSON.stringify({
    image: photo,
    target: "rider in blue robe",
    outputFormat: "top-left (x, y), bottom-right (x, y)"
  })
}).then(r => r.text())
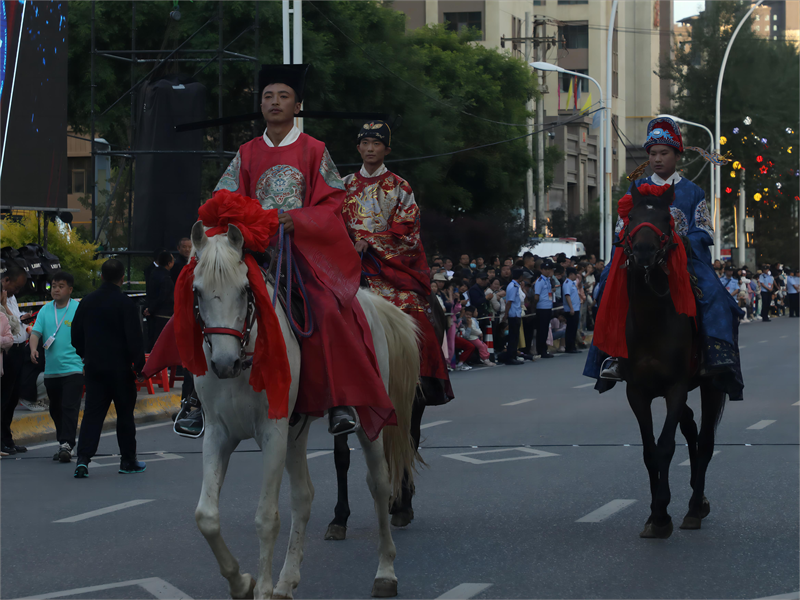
top-left (584, 117), bottom-right (744, 401)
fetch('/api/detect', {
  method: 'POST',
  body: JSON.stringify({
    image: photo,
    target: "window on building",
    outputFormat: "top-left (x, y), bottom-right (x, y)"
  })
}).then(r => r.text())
top-left (774, 24), bottom-right (778, 31)
top-left (559, 24), bottom-right (589, 49)
top-left (774, 14), bottom-right (778, 20)
top-left (755, 14), bottom-right (760, 20)
top-left (560, 69), bottom-right (590, 94)
top-left (558, 0), bottom-right (588, 4)
top-left (70, 170), bottom-right (85, 195)
top-left (511, 15), bottom-right (523, 58)
top-left (755, 25), bottom-right (761, 31)
top-left (534, 0), bottom-right (546, 5)
top-left (444, 12), bottom-right (482, 34)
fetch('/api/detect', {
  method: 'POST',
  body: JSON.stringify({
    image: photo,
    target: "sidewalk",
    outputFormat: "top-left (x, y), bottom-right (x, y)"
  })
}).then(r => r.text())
top-left (10, 391), bottom-right (181, 445)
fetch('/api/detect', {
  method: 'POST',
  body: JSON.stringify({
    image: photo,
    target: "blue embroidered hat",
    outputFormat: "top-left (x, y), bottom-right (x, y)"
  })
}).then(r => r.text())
top-left (644, 117), bottom-right (683, 153)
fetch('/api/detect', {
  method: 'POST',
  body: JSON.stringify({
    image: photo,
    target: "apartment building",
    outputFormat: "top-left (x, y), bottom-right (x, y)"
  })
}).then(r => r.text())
top-left (393, 0), bottom-right (671, 222)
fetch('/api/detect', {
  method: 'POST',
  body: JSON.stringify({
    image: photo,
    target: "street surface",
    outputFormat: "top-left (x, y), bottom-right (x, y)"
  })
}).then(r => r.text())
top-left (2, 322), bottom-right (798, 600)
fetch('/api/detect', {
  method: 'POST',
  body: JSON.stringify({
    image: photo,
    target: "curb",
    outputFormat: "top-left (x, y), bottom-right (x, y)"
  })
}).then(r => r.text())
top-left (11, 393), bottom-right (182, 445)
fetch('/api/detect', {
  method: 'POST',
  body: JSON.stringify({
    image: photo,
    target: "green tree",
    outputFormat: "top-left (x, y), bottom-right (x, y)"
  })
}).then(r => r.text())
top-left (660, 0), bottom-right (799, 265)
top-left (67, 1), bottom-right (556, 255)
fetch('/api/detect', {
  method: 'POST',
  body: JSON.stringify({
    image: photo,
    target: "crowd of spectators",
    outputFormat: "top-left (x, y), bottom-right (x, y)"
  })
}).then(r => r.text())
top-left (429, 252), bottom-right (605, 369)
top-left (712, 259), bottom-right (800, 322)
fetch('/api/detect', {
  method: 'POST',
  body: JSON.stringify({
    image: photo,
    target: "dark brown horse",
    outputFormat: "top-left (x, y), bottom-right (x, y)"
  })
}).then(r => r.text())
top-left (325, 292), bottom-right (447, 540)
top-left (619, 184), bottom-right (726, 538)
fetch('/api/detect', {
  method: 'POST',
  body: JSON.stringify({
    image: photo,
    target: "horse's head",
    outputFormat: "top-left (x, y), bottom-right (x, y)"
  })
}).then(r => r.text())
top-left (623, 183), bottom-right (675, 270)
top-left (191, 220), bottom-right (255, 379)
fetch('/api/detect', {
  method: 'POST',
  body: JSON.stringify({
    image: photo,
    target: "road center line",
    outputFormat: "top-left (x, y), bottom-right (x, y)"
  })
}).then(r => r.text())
top-left (780, 335), bottom-right (788, 339)
top-left (53, 499), bottom-right (155, 523)
top-left (306, 450), bottom-right (333, 459)
top-left (747, 420), bottom-right (777, 430)
top-left (420, 420), bottom-right (452, 429)
top-left (435, 583), bottom-right (493, 599)
top-left (502, 398), bottom-right (536, 406)
top-left (679, 451), bottom-right (720, 466)
top-left (758, 340), bottom-right (768, 344)
top-left (573, 383), bottom-right (594, 389)
top-left (576, 499), bottom-right (637, 523)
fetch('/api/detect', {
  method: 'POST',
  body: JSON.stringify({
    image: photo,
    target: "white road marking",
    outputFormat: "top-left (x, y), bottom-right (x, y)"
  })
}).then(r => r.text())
top-left (739, 345), bottom-right (747, 349)
top-left (435, 583), bottom-right (493, 599)
top-left (444, 447), bottom-right (559, 465)
top-left (420, 420), bottom-right (452, 429)
top-left (306, 450), bottom-right (333, 459)
top-left (90, 451), bottom-right (182, 469)
top-left (26, 421), bottom-right (172, 451)
top-left (793, 401), bottom-right (800, 406)
top-left (679, 451), bottom-right (720, 466)
top-left (780, 335), bottom-right (788, 339)
top-left (576, 499), bottom-right (637, 523)
top-left (502, 398), bottom-right (535, 406)
top-left (758, 340), bottom-right (768, 344)
top-left (53, 499), bottom-right (155, 523)
top-left (573, 383), bottom-right (594, 389)
top-left (753, 592), bottom-right (799, 600)
top-left (747, 420), bottom-right (777, 430)
top-left (13, 577), bottom-right (192, 600)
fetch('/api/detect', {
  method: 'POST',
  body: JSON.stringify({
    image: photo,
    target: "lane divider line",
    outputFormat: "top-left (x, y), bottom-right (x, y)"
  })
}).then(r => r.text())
top-left (420, 420), bottom-right (452, 430)
top-left (502, 398), bottom-right (536, 406)
top-left (435, 584), bottom-right (493, 599)
top-left (53, 500), bottom-right (155, 523)
top-left (573, 383), bottom-right (594, 389)
top-left (747, 420), bottom-right (777, 430)
top-left (576, 499), bottom-right (637, 523)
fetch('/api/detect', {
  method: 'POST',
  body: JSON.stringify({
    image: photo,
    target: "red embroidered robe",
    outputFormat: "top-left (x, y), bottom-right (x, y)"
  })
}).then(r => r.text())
top-left (342, 167), bottom-right (451, 393)
top-left (215, 133), bottom-right (395, 440)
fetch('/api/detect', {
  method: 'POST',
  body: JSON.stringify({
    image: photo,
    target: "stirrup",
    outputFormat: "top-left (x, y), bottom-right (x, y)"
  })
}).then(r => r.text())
top-left (173, 397), bottom-right (204, 439)
top-left (328, 407), bottom-right (360, 437)
top-left (599, 357), bottom-right (623, 381)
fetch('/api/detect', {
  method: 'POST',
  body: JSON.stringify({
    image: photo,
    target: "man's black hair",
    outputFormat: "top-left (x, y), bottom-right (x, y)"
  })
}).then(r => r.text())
top-left (476, 272), bottom-right (489, 280)
top-left (51, 271), bottom-right (74, 287)
top-left (523, 251), bottom-right (534, 260)
top-left (178, 237), bottom-right (191, 247)
top-left (158, 251), bottom-right (174, 268)
top-left (101, 259), bottom-right (125, 283)
top-left (2, 261), bottom-right (25, 283)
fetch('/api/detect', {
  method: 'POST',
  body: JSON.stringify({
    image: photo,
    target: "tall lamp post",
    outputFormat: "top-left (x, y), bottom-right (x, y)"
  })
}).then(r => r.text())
top-left (715, 0), bottom-right (764, 262)
top-left (657, 113), bottom-right (716, 247)
top-left (530, 62), bottom-right (606, 258)
top-left (605, 0), bottom-right (619, 262)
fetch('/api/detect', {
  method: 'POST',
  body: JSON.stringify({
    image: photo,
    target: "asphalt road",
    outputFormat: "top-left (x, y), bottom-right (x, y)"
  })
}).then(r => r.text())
top-left (2, 319), bottom-right (798, 600)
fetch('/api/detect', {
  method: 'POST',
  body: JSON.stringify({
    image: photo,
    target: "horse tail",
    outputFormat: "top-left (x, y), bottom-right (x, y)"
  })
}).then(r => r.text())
top-left (371, 296), bottom-right (422, 498)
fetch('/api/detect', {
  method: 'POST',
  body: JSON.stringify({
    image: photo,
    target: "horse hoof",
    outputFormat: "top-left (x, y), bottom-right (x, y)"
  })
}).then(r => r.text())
top-left (390, 510), bottom-right (413, 528)
top-left (700, 497), bottom-right (711, 519)
top-left (371, 578), bottom-right (398, 598)
top-left (640, 518), bottom-right (673, 539)
top-left (231, 574), bottom-right (256, 599)
top-left (680, 516), bottom-right (702, 530)
top-left (324, 523), bottom-right (347, 541)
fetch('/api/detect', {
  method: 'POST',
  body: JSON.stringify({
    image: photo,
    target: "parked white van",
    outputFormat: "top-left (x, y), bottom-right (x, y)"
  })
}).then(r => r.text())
top-left (519, 238), bottom-right (587, 259)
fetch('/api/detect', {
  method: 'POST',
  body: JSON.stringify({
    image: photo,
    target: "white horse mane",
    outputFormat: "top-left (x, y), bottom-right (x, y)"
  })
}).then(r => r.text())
top-left (194, 234), bottom-right (246, 290)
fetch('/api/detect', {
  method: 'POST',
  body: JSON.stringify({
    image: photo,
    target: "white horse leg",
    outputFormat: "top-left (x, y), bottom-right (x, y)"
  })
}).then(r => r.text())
top-left (356, 428), bottom-right (399, 598)
top-left (195, 427), bottom-right (255, 599)
top-left (252, 422), bottom-right (289, 600)
top-left (274, 417), bottom-right (315, 599)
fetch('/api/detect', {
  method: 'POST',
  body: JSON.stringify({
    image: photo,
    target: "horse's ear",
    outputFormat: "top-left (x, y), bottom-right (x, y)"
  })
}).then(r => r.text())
top-left (630, 183), bottom-right (643, 206)
top-left (660, 183), bottom-right (676, 208)
top-left (191, 221), bottom-right (206, 252)
top-left (227, 224), bottom-right (244, 255)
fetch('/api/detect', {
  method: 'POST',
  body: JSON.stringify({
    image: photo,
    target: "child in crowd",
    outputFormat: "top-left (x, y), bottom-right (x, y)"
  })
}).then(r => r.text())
top-left (460, 307), bottom-right (494, 367)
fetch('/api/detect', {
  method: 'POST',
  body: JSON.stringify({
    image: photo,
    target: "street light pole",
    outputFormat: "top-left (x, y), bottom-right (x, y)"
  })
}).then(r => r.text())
top-left (715, 0), bottom-right (764, 261)
top-left (605, 0), bottom-right (619, 262)
top-left (530, 62), bottom-right (604, 259)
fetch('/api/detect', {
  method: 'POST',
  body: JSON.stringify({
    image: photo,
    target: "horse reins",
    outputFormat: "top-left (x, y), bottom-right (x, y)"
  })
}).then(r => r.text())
top-left (618, 221), bottom-right (676, 298)
top-left (193, 286), bottom-right (257, 364)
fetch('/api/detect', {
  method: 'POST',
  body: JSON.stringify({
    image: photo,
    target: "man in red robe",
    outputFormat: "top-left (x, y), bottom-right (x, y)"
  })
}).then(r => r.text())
top-left (342, 121), bottom-right (452, 405)
top-left (180, 65), bottom-right (394, 440)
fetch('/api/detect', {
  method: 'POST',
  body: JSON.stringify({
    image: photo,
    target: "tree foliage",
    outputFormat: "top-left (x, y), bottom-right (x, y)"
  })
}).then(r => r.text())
top-left (660, 0), bottom-right (799, 265)
top-left (67, 1), bottom-right (559, 256)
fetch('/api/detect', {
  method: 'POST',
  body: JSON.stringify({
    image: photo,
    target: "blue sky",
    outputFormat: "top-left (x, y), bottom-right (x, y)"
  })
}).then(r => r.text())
top-left (674, 1), bottom-right (706, 22)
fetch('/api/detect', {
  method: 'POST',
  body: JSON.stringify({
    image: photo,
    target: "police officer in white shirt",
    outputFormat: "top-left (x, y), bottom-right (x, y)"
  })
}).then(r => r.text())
top-left (786, 267), bottom-right (800, 318)
top-left (534, 259), bottom-right (556, 358)
top-left (0, 261), bottom-right (31, 454)
top-left (758, 265), bottom-right (774, 322)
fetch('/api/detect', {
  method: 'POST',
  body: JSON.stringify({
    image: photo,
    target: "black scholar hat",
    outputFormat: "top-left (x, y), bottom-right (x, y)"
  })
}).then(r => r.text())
top-left (258, 64), bottom-right (309, 101)
top-left (357, 120), bottom-right (392, 147)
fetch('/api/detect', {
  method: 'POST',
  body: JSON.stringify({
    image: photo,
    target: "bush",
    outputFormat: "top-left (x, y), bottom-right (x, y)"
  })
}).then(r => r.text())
top-left (1, 214), bottom-right (104, 296)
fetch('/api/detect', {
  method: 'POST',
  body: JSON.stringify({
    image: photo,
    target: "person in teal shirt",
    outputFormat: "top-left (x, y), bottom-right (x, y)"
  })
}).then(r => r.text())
top-left (30, 271), bottom-right (84, 463)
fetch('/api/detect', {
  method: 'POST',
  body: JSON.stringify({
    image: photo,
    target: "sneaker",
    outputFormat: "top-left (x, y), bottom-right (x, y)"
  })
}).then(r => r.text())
top-left (20, 399), bottom-right (48, 412)
top-left (175, 408), bottom-right (204, 436)
top-left (600, 358), bottom-right (622, 380)
top-left (58, 442), bottom-right (73, 463)
top-left (455, 363), bottom-right (472, 371)
top-left (74, 463), bottom-right (89, 478)
top-left (741, 318), bottom-right (751, 324)
top-left (2, 445), bottom-right (17, 456)
top-left (328, 406), bottom-right (359, 436)
top-left (119, 460), bottom-right (146, 474)
top-left (482, 359), bottom-right (497, 367)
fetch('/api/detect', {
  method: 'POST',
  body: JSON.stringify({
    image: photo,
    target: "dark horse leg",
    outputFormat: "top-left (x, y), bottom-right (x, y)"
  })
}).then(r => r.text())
top-left (680, 381), bottom-right (724, 530)
top-left (626, 387), bottom-right (661, 532)
top-left (390, 390), bottom-right (425, 527)
top-left (679, 404), bottom-right (699, 493)
top-left (325, 434), bottom-right (351, 540)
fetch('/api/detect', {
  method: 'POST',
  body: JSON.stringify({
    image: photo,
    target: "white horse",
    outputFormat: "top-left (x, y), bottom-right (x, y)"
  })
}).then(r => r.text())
top-left (189, 221), bottom-right (421, 599)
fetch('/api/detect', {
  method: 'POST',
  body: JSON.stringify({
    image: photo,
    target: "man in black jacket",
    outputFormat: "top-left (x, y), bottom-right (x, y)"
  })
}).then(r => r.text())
top-left (170, 237), bottom-right (192, 284)
top-left (71, 259), bottom-right (147, 478)
top-left (145, 251), bottom-right (175, 350)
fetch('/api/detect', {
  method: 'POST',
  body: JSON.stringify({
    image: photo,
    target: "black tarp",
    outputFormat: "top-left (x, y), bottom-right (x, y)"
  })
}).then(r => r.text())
top-left (132, 75), bottom-right (206, 252)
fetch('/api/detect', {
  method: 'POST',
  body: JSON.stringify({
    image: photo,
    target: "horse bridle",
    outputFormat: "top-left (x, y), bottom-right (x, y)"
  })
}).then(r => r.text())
top-left (619, 221), bottom-right (676, 297)
top-left (193, 284), bottom-right (257, 364)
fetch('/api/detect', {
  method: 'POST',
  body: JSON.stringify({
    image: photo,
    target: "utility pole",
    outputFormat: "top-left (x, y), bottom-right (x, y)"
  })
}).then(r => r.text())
top-left (282, 0), bottom-right (303, 132)
top-left (738, 168), bottom-right (746, 266)
top-left (535, 17), bottom-right (546, 237)
top-left (525, 12), bottom-right (534, 236)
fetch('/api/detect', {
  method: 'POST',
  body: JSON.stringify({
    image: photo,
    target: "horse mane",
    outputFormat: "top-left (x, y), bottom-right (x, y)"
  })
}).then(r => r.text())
top-left (194, 235), bottom-right (247, 290)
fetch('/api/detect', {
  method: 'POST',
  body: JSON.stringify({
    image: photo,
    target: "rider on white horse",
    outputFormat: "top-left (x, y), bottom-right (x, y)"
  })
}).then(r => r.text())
top-left (176, 64), bottom-right (398, 440)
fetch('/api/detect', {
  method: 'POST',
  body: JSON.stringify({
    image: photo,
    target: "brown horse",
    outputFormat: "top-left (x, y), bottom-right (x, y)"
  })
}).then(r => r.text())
top-left (619, 184), bottom-right (726, 538)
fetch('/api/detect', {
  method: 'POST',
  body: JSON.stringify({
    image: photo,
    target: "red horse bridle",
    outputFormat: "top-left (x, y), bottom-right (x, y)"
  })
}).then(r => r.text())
top-left (620, 221), bottom-right (674, 267)
top-left (193, 285), bottom-right (257, 362)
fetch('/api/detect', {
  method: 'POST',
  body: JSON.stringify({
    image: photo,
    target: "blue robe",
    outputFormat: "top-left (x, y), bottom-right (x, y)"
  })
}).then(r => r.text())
top-left (584, 175), bottom-right (744, 399)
